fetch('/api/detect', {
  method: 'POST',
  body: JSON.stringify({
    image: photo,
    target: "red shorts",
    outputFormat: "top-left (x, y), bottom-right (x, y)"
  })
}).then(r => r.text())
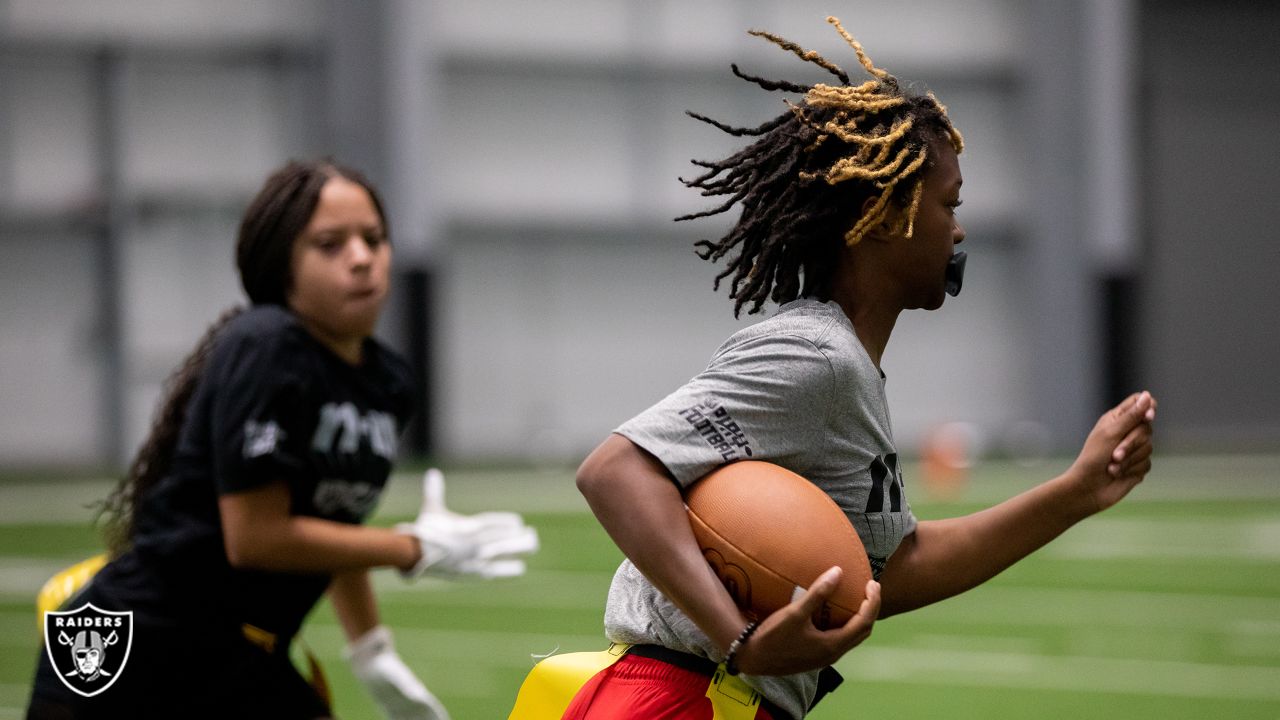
top-left (562, 654), bottom-right (778, 720)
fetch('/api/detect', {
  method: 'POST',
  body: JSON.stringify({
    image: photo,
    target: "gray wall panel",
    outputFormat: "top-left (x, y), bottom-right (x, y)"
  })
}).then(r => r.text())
top-left (1140, 0), bottom-right (1280, 449)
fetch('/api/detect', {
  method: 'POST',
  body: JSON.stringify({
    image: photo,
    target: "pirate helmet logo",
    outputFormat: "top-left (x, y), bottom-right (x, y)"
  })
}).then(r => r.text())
top-left (43, 603), bottom-right (133, 697)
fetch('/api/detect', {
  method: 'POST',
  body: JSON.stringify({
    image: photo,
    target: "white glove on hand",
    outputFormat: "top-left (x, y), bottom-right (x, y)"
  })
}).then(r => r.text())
top-left (345, 625), bottom-right (449, 720)
top-left (397, 468), bottom-right (539, 579)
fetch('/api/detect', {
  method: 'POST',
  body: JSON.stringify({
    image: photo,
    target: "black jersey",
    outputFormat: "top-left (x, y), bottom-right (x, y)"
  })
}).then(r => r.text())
top-left (117, 305), bottom-right (415, 640)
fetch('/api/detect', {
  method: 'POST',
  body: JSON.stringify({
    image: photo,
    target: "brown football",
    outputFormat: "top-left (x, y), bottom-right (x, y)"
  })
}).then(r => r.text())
top-left (685, 461), bottom-right (872, 630)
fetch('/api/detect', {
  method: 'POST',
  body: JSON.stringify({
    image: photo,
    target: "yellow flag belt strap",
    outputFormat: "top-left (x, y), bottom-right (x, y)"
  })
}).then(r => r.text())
top-left (629, 644), bottom-right (844, 718)
top-left (628, 645), bottom-right (788, 720)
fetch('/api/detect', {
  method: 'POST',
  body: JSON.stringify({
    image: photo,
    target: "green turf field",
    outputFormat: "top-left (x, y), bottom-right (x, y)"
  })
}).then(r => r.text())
top-left (2, 454), bottom-right (1278, 719)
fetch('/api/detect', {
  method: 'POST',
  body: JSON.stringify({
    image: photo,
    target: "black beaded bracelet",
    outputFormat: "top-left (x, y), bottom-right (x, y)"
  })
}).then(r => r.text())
top-left (723, 620), bottom-right (760, 676)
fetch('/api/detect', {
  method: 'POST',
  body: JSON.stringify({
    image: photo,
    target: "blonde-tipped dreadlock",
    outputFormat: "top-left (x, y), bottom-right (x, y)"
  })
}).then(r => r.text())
top-left (678, 16), bottom-right (964, 316)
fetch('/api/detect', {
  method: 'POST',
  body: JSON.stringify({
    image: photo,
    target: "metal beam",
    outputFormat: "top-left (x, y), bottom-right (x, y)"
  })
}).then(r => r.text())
top-left (91, 46), bottom-right (128, 467)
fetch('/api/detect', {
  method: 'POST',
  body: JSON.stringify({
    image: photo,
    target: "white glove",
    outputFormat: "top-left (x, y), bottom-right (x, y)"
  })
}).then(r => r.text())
top-left (396, 468), bottom-right (539, 579)
top-left (345, 625), bottom-right (449, 720)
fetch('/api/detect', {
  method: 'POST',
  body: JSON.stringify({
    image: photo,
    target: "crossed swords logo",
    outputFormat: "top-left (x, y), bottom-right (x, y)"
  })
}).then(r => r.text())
top-left (44, 604), bottom-right (133, 697)
top-left (57, 629), bottom-right (119, 681)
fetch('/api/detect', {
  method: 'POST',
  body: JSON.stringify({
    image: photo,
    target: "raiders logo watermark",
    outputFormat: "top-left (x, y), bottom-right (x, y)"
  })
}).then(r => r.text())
top-left (43, 603), bottom-right (133, 697)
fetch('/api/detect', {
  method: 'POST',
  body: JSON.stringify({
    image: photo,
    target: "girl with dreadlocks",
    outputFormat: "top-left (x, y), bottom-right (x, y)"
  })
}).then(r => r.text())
top-left (27, 160), bottom-right (536, 720)
top-left (571, 17), bottom-right (1156, 719)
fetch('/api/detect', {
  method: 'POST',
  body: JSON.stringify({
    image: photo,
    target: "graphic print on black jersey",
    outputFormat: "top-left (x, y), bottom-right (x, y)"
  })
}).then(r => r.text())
top-left (243, 419), bottom-right (284, 459)
top-left (865, 453), bottom-right (902, 513)
top-left (313, 479), bottom-right (380, 519)
top-left (311, 402), bottom-right (398, 459)
top-left (857, 453), bottom-right (907, 580)
top-left (299, 402), bottom-right (400, 521)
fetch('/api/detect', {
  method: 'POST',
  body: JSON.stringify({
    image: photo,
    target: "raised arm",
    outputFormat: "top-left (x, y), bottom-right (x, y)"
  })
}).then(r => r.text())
top-left (879, 391), bottom-right (1156, 617)
top-left (577, 433), bottom-right (880, 675)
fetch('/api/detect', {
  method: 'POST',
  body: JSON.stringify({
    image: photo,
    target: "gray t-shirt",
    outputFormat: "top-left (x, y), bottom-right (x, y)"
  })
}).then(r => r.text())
top-left (607, 298), bottom-right (917, 719)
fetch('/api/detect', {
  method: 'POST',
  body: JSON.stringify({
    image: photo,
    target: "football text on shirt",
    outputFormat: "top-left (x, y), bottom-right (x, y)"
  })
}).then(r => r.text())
top-left (310, 402), bottom-right (398, 459)
top-left (680, 400), bottom-right (754, 462)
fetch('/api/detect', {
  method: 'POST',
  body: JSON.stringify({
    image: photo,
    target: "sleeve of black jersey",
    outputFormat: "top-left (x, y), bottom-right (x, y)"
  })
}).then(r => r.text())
top-left (207, 327), bottom-right (313, 495)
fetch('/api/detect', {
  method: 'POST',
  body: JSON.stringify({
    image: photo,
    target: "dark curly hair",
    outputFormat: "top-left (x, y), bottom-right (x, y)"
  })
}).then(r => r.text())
top-left (679, 16), bottom-right (964, 317)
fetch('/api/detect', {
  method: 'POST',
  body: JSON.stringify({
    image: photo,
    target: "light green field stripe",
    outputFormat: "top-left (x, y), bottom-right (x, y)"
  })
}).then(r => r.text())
top-left (838, 645), bottom-right (1280, 700)
top-left (1227, 620), bottom-right (1280, 660)
top-left (913, 454), bottom-right (1280, 505)
top-left (0, 480), bottom-right (112, 525)
top-left (0, 563), bottom-right (614, 613)
top-left (917, 585), bottom-right (1280, 633)
top-left (1046, 516), bottom-right (1280, 561)
top-left (0, 608), bottom-right (41, 651)
top-left (0, 469), bottom-right (587, 526)
top-left (0, 558), bottom-right (77, 600)
top-left (371, 468), bottom-right (586, 518)
top-left (298, 623), bottom-right (606, 700)
top-left (0, 698), bottom-right (28, 720)
top-left (368, 568), bottom-right (611, 610)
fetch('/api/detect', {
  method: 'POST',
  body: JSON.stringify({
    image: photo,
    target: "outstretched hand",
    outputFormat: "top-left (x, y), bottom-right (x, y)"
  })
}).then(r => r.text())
top-left (731, 567), bottom-right (881, 676)
top-left (397, 469), bottom-right (539, 579)
top-left (1070, 390), bottom-right (1157, 513)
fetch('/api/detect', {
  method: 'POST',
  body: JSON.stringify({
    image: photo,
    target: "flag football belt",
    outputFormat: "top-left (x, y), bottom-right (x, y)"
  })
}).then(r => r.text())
top-left (507, 642), bottom-right (842, 720)
top-left (629, 645), bottom-right (794, 720)
top-left (240, 623), bottom-right (331, 707)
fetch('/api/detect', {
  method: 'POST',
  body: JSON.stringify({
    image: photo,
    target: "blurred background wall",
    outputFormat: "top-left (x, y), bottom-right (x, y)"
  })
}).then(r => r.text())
top-left (1, 0), bottom-right (1276, 471)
